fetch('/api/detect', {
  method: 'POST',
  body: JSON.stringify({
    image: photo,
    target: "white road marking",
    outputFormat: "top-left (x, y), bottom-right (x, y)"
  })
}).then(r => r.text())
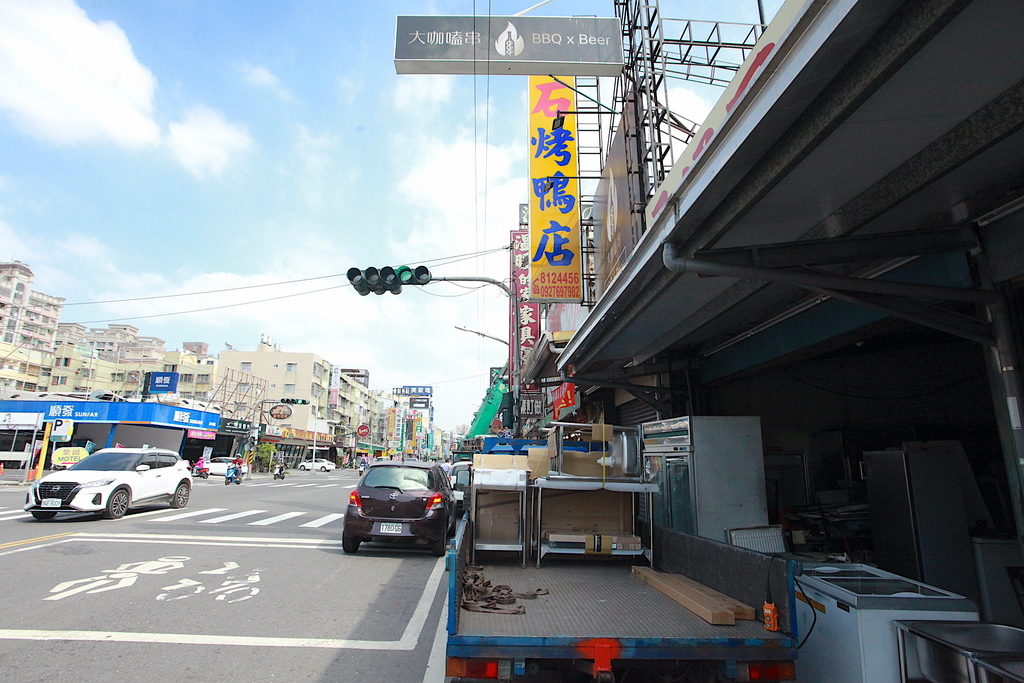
top-left (197, 510), bottom-right (268, 524)
top-left (316, 484), bottom-right (340, 488)
top-left (0, 512), bottom-right (29, 521)
top-left (247, 512), bottom-right (305, 526)
top-left (298, 513), bottom-right (344, 528)
top-left (152, 508), bottom-right (227, 522)
top-left (292, 484), bottom-right (320, 488)
top-left (0, 537), bottom-right (447, 650)
top-left (268, 483), bottom-right (294, 488)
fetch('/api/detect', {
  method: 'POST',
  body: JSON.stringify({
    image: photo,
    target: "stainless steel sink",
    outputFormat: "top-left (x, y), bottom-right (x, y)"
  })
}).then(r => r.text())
top-left (898, 621), bottom-right (1024, 683)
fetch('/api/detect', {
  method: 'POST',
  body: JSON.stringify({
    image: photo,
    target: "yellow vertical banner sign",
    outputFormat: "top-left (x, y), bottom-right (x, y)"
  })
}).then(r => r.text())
top-left (527, 76), bottom-right (583, 303)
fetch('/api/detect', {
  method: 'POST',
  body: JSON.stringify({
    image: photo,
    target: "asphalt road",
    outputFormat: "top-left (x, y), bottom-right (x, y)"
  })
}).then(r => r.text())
top-left (0, 468), bottom-right (449, 683)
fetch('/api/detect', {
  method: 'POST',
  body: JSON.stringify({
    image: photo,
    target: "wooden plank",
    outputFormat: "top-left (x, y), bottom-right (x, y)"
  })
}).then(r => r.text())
top-left (660, 572), bottom-right (756, 620)
top-left (631, 566), bottom-right (735, 625)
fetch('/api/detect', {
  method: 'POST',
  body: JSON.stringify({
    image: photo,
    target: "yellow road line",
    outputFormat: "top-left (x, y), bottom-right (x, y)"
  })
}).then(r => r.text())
top-left (0, 532), bottom-right (78, 550)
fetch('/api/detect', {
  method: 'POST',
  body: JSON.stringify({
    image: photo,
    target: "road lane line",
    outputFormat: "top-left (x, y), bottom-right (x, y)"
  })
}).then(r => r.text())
top-left (0, 629), bottom-right (421, 650)
top-left (316, 484), bottom-right (340, 488)
top-left (292, 484), bottom-right (320, 488)
top-left (0, 531), bottom-right (79, 550)
top-left (299, 513), bottom-right (344, 528)
top-left (198, 509), bottom-right (268, 524)
top-left (247, 512), bottom-right (305, 526)
top-left (151, 508), bottom-right (227, 522)
top-left (0, 554), bottom-right (447, 651)
top-left (0, 512), bottom-right (30, 521)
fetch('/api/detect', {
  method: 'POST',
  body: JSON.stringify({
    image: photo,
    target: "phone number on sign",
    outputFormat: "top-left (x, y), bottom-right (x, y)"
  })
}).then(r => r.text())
top-left (532, 285), bottom-right (581, 298)
top-left (535, 272), bottom-right (581, 285)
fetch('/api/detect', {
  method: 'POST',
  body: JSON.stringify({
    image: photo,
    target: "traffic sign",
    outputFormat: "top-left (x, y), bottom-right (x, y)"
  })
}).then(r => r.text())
top-left (356, 424), bottom-right (370, 438)
top-left (50, 418), bottom-right (74, 443)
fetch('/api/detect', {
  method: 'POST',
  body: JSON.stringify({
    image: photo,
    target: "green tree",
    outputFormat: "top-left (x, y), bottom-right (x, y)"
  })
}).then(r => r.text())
top-left (253, 442), bottom-right (277, 473)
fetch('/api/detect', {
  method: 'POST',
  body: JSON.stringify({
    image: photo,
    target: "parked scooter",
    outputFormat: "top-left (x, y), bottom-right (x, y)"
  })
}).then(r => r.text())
top-left (273, 463), bottom-right (286, 480)
top-left (225, 464), bottom-right (243, 485)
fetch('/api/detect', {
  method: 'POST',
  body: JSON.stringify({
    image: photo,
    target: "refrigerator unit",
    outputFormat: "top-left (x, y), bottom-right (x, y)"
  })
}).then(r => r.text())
top-left (642, 416), bottom-right (768, 543)
top-left (863, 441), bottom-right (991, 606)
top-left (795, 563), bottom-right (978, 683)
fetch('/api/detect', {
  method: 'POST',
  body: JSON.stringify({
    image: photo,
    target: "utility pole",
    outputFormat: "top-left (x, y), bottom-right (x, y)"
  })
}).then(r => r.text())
top-left (434, 276), bottom-right (521, 438)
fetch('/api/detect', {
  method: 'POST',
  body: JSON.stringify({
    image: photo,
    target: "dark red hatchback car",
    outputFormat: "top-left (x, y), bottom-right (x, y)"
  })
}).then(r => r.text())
top-left (343, 460), bottom-right (455, 556)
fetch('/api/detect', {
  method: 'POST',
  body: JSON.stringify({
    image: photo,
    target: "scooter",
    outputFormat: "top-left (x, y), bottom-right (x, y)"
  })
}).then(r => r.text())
top-left (273, 463), bottom-right (286, 480)
top-left (192, 466), bottom-right (210, 479)
top-left (225, 465), bottom-right (243, 485)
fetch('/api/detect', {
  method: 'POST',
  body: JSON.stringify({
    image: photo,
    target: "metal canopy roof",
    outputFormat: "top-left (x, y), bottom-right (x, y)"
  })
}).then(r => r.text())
top-left (559, 0), bottom-right (1024, 380)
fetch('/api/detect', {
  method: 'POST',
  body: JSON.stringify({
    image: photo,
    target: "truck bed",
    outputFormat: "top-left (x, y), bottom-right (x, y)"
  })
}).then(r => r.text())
top-left (459, 558), bottom-right (783, 642)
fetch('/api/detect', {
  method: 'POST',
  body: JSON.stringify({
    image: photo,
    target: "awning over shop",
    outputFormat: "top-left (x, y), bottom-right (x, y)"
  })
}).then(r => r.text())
top-left (557, 0), bottom-right (1024, 383)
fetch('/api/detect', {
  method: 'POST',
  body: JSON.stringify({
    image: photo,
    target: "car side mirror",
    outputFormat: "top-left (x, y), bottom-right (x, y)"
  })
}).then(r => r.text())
top-left (136, 464), bottom-right (151, 472)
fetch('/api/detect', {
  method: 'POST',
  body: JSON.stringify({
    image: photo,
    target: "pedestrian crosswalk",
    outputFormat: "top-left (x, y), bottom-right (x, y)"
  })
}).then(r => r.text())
top-left (0, 500), bottom-right (355, 529)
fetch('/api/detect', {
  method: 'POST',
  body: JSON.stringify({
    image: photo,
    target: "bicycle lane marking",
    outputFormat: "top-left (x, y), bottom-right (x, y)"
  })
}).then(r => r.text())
top-left (0, 532), bottom-right (446, 650)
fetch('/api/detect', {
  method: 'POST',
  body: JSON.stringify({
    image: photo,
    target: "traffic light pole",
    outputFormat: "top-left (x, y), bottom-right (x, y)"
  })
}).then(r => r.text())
top-left (432, 276), bottom-right (521, 438)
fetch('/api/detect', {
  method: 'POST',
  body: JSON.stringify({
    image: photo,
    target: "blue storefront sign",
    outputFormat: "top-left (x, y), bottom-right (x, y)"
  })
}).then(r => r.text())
top-left (149, 372), bottom-right (179, 394)
top-left (0, 400), bottom-right (220, 431)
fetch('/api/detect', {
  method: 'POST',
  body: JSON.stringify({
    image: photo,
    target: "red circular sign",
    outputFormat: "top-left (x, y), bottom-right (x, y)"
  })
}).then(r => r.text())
top-left (356, 424), bottom-right (370, 438)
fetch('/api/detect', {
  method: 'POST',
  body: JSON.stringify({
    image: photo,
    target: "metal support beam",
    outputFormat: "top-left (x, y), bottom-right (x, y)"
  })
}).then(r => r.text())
top-left (663, 243), bottom-right (1000, 304)
top-left (808, 288), bottom-right (994, 347)
top-left (561, 370), bottom-right (672, 416)
top-left (693, 227), bottom-right (981, 269)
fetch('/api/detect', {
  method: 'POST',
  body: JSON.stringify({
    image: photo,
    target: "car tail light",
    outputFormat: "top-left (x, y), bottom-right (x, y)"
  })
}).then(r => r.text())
top-left (446, 658), bottom-right (502, 679)
top-left (737, 661), bottom-right (796, 681)
top-left (425, 492), bottom-right (444, 511)
top-left (348, 490), bottom-right (362, 509)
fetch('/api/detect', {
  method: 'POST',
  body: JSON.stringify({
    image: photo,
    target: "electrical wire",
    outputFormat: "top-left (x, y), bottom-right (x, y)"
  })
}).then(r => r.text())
top-left (794, 577), bottom-right (818, 649)
top-left (61, 247), bottom-right (507, 307)
top-left (68, 284), bottom-right (347, 324)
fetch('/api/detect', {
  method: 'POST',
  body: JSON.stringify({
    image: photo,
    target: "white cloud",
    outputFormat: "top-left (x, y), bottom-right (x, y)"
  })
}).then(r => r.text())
top-left (394, 74), bottom-right (454, 110)
top-left (0, 0), bottom-right (160, 148)
top-left (167, 106), bottom-right (253, 178)
top-left (667, 85), bottom-right (716, 127)
top-left (238, 60), bottom-right (292, 101)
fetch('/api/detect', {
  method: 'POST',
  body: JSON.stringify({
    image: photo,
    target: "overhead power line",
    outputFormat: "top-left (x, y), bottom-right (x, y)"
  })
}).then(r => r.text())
top-left (63, 247), bottom-right (508, 306)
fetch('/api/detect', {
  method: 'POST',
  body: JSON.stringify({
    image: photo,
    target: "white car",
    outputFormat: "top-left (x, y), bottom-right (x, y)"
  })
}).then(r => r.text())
top-left (25, 447), bottom-right (191, 520)
top-left (205, 457), bottom-right (250, 476)
top-left (298, 458), bottom-right (336, 472)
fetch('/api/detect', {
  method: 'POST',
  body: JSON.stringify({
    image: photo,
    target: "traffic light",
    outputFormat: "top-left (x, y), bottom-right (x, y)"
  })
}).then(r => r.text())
top-left (347, 266), bottom-right (431, 295)
top-left (281, 398), bottom-right (309, 404)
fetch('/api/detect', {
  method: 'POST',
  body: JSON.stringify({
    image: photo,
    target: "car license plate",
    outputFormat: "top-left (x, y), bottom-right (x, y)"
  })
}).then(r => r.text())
top-left (378, 522), bottom-right (403, 534)
top-left (41, 498), bottom-right (62, 508)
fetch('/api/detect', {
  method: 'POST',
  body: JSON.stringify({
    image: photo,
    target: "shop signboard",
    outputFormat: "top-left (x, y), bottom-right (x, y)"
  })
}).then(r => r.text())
top-left (528, 75), bottom-right (582, 303)
top-left (0, 412), bottom-right (43, 430)
top-left (148, 372), bottom-right (179, 394)
top-left (0, 400), bottom-right (220, 431)
top-left (395, 16), bottom-right (623, 76)
top-left (219, 418), bottom-right (252, 435)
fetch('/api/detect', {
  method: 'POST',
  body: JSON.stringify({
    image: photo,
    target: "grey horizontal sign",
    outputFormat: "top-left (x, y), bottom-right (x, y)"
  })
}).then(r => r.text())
top-left (395, 16), bottom-right (623, 76)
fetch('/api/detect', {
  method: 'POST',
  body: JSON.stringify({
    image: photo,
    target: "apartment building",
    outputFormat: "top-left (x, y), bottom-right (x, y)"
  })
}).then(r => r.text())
top-left (0, 262), bottom-right (63, 352)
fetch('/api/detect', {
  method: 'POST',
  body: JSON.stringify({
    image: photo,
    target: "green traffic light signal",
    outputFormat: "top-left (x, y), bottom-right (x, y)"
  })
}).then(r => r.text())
top-left (281, 398), bottom-right (310, 404)
top-left (346, 265), bottom-right (431, 296)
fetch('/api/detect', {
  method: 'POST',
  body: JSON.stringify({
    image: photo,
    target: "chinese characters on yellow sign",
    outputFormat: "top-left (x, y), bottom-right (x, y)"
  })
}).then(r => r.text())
top-left (528, 75), bottom-right (582, 302)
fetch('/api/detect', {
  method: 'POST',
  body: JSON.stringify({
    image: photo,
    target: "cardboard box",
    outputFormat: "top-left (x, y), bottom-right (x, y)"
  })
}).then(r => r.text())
top-left (526, 447), bottom-right (550, 479)
top-left (544, 531), bottom-right (643, 553)
top-left (561, 450), bottom-right (607, 477)
top-left (587, 423), bottom-right (615, 443)
top-left (472, 452), bottom-right (528, 470)
top-left (475, 491), bottom-right (521, 542)
top-left (541, 489), bottom-right (632, 533)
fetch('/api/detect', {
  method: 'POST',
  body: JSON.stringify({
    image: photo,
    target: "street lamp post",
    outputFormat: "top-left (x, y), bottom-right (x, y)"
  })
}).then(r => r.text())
top-left (433, 276), bottom-right (522, 437)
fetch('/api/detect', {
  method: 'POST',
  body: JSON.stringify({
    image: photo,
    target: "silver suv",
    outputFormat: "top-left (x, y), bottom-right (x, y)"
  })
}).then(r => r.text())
top-left (25, 447), bottom-right (192, 520)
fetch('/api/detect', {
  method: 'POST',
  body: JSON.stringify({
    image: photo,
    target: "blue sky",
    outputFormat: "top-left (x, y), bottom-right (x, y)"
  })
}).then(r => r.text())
top-left (0, 0), bottom-right (783, 429)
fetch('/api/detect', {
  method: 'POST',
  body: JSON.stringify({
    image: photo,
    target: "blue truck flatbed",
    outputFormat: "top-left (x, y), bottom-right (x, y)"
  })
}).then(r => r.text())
top-left (445, 522), bottom-right (800, 682)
